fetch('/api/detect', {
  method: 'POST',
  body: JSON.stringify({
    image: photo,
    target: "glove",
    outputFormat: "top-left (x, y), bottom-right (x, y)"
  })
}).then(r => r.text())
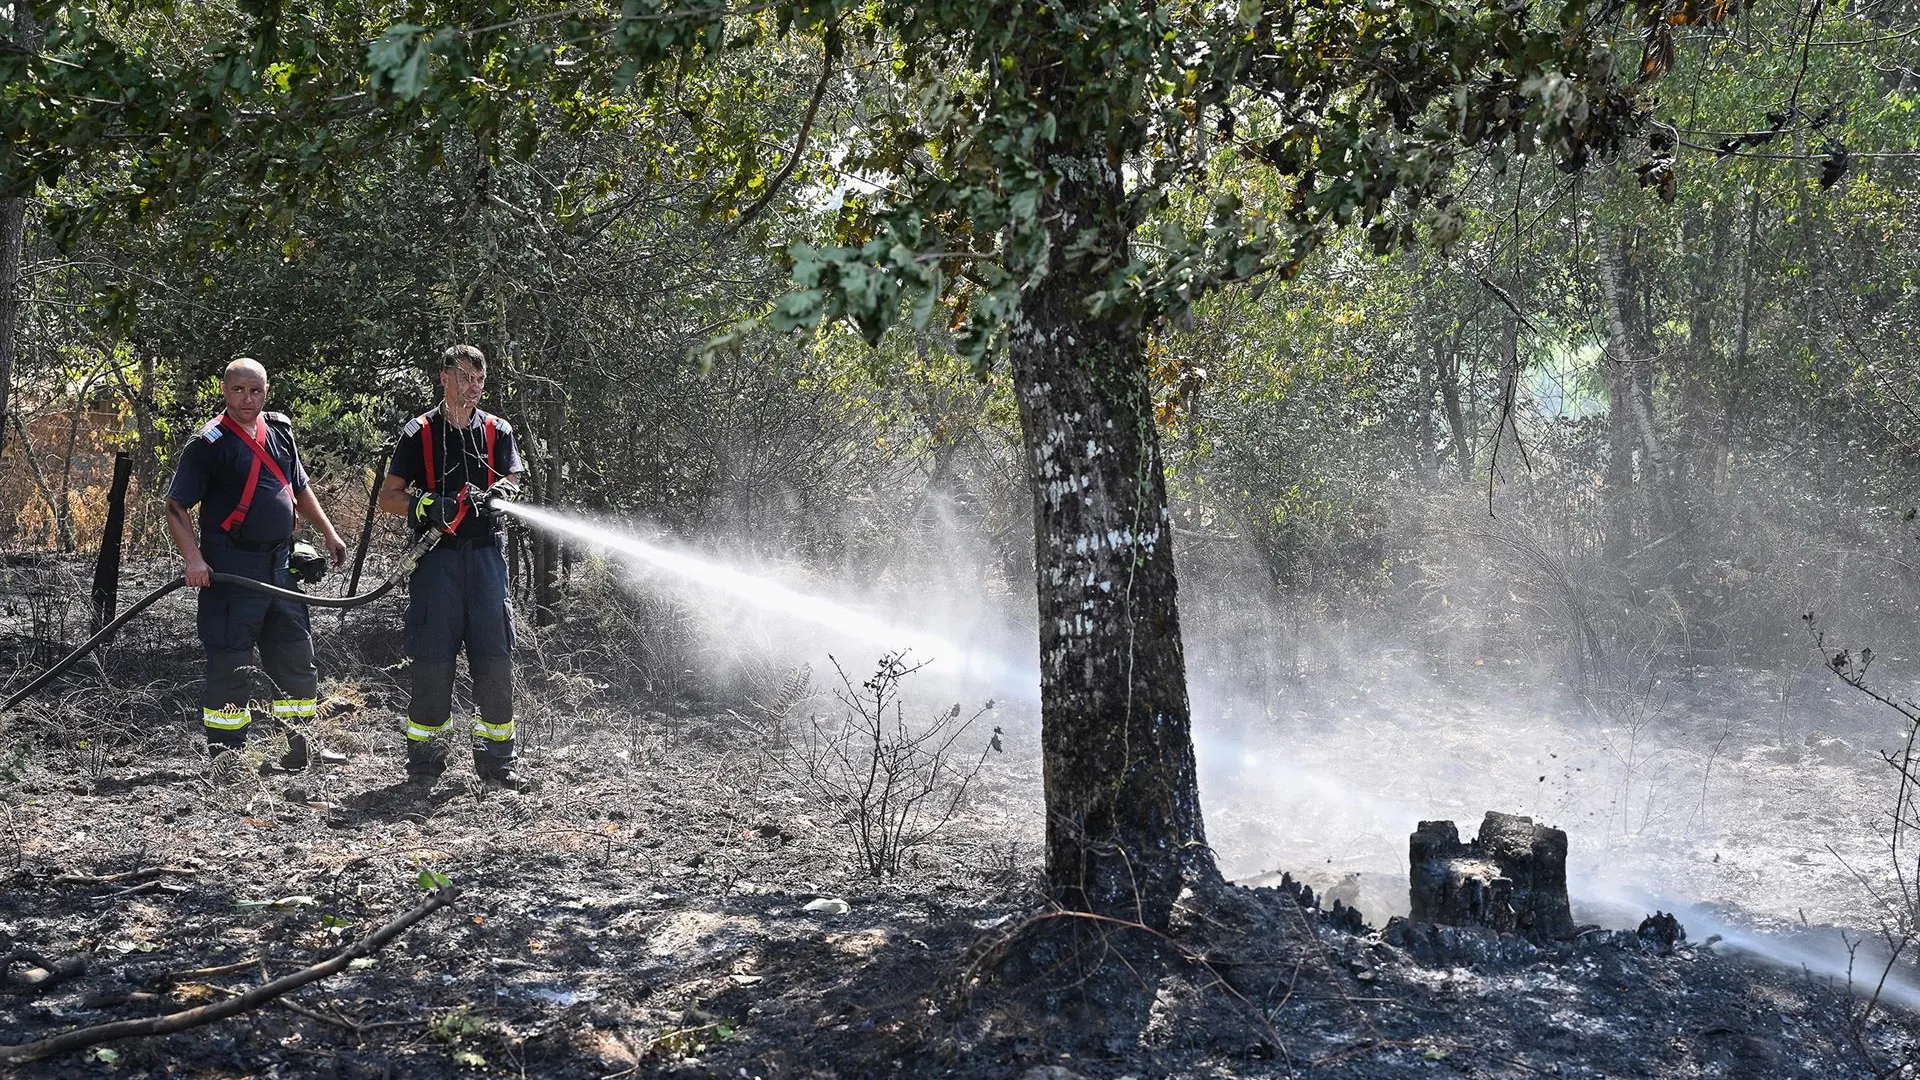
top-left (481, 480), bottom-right (520, 517)
top-left (410, 490), bottom-right (455, 533)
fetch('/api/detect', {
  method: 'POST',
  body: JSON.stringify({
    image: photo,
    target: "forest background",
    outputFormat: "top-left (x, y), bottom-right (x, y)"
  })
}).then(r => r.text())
top-left (1, 0), bottom-right (1919, 916)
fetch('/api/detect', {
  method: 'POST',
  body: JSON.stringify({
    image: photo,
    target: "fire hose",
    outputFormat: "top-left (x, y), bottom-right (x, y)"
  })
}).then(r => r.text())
top-left (0, 481), bottom-right (515, 715)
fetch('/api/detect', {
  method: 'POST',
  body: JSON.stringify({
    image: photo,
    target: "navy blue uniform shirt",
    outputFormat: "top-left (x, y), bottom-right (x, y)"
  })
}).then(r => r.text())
top-left (387, 407), bottom-right (525, 541)
top-left (166, 412), bottom-right (309, 545)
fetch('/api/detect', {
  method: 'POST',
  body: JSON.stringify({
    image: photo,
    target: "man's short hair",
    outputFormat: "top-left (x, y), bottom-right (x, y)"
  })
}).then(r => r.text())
top-left (442, 345), bottom-right (486, 371)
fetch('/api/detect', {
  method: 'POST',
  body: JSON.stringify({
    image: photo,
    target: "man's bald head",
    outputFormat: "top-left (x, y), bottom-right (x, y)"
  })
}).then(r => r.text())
top-left (222, 357), bottom-right (268, 387)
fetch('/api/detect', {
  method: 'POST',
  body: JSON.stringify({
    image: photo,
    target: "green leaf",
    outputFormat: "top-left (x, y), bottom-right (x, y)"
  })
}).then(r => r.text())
top-left (417, 869), bottom-right (453, 891)
top-left (367, 25), bottom-right (432, 101)
top-left (770, 289), bottom-right (827, 333)
top-left (366, 24), bottom-right (423, 79)
top-left (393, 43), bottom-right (432, 102)
top-left (910, 267), bottom-right (944, 331)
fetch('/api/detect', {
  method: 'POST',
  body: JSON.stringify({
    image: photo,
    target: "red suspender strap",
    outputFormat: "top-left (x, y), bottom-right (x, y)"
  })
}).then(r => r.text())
top-left (484, 416), bottom-right (499, 487)
top-left (419, 413), bottom-right (436, 493)
top-left (217, 415), bottom-right (293, 534)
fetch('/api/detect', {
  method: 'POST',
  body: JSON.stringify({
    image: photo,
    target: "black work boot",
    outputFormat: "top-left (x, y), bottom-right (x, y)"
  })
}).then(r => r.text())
top-left (481, 768), bottom-right (531, 793)
top-left (407, 738), bottom-right (449, 787)
top-left (475, 750), bottom-right (530, 792)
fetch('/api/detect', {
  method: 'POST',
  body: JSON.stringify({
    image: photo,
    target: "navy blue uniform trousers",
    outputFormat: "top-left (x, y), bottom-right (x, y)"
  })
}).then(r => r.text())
top-left (403, 539), bottom-right (516, 775)
top-left (197, 535), bottom-right (317, 748)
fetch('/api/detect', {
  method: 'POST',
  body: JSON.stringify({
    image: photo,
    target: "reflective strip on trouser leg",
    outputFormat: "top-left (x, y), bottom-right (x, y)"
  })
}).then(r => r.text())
top-left (469, 657), bottom-right (516, 766)
top-left (470, 716), bottom-right (515, 743)
top-left (203, 707), bottom-right (250, 732)
top-left (272, 698), bottom-right (317, 721)
top-left (405, 660), bottom-right (456, 742)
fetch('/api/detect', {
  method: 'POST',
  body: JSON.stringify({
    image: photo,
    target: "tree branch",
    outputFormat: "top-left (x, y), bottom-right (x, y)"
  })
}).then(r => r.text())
top-left (0, 887), bottom-right (459, 1064)
top-left (721, 44), bottom-right (835, 241)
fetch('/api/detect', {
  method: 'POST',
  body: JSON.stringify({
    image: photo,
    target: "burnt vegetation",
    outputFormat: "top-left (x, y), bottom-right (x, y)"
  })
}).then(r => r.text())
top-left (4, 0), bottom-right (1920, 1075)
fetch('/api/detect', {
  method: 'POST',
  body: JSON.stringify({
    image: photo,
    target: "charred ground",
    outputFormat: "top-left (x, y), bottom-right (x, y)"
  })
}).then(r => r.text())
top-left (2, 563), bottom-right (1919, 1078)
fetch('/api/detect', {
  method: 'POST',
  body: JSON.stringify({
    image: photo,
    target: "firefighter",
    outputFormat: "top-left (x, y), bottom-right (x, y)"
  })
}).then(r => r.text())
top-left (164, 357), bottom-right (350, 767)
top-left (378, 344), bottom-right (529, 791)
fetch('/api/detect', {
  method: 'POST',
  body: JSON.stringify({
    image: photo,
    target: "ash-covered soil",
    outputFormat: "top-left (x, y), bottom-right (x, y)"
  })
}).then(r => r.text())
top-left (2, 593), bottom-right (1919, 1077)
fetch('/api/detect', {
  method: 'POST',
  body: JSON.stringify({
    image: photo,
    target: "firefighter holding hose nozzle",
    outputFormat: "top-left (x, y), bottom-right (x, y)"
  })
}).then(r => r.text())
top-left (378, 345), bottom-right (529, 792)
top-left (163, 357), bottom-right (350, 769)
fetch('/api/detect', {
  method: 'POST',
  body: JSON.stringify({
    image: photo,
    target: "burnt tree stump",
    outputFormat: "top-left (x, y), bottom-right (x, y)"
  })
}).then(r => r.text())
top-left (1409, 811), bottom-right (1575, 942)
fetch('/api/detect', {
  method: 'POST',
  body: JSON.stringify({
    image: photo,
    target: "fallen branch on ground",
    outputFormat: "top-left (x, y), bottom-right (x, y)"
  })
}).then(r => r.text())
top-left (96, 879), bottom-right (192, 902)
top-left (207, 983), bottom-right (364, 1034)
top-left (51, 866), bottom-right (201, 887)
top-left (135, 957), bottom-right (264, 987)
top-left (0, 887), bottom-right (459, 1064)
top-left (2, 947), bottom-right (88, 995)
top-left (79, 990), bottom-right (163, 1012)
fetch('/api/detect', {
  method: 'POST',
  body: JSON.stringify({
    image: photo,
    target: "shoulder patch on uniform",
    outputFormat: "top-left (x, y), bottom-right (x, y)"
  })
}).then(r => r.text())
top-left (264, 411), bottom-right (293, 426)
top-left (403, 416), bottom-right (424, 436)
top-left (483, 413), bottom-right (513, 436)
top-left (199, 419), bottom-right (225, 442)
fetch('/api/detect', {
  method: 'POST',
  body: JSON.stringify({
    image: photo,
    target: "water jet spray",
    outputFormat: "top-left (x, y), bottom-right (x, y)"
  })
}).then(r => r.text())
top-left (491, 500), bottom-right (1038, 693)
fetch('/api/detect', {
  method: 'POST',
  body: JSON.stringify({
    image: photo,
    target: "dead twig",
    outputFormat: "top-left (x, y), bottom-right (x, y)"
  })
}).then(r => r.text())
top-left (96, 880), bottom-right (191, 902)
top-left (0, 887), bottom-right (459, 1063)
top-left (2, 947), bottom-right (87, 995)
top-left (79, 990), bottom-right (163, 1011)
top-left (135, 957), bottom-right (264, 987)
top-left (50, 865), bottom-right (200, 887)
top-left (206, 984), bottom-right (364, 1034)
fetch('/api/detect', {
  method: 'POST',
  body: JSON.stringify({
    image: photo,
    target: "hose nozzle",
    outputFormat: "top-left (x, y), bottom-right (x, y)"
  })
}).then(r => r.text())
top-left (469, 479), bottom-right (521, 514)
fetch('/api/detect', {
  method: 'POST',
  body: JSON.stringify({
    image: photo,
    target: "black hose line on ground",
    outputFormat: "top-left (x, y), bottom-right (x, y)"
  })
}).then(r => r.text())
top-left (0, 535), bottom-right (439, 715)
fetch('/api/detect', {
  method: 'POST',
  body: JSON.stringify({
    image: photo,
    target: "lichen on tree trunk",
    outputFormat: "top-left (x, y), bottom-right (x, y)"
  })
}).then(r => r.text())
top-left (1007, 164), bottom-right (1216, 928)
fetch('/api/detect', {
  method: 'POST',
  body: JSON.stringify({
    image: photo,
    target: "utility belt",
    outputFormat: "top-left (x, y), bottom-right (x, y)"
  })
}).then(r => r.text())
top-left (213, 534), bottom-right (292, 554)
top-left (433, 532), bottom-right (500, 551)
top-left (205, 533), bottom-right (327, 584)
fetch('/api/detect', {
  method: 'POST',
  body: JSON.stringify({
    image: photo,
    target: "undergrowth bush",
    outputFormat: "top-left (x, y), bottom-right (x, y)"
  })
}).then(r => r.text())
top-left (787, 652), bottom-right (1001, 878)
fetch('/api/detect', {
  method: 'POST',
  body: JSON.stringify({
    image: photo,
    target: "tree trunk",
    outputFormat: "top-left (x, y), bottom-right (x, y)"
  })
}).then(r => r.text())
top-left (55, 397), bottom-right (82, 552)
top-left (1600, 235), bottom-right (1663, 566)
top-left (107, 341), bottom-right (166, 544)
top-left (1721, 182), bottom-right (1763, 484)
top-left (1437, 335), bottom-right (1471, 480)
top-left (534, 392), bottom-right (562, 626)
top-left (1670, 204), bottom-right (1726, 646)
top-left (1677, 203), bottom-right (1728, 495)
top-left (1413, 346), bottom-right (1437, 479)
top-left (0, 4), bottom-right (37, 462)
top-left (1008, 163), bottom-right (1215, 928)
top-left (0, 195), bottom-right (22, 462)
top-left (12, 410), bottom-right (74, 550)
